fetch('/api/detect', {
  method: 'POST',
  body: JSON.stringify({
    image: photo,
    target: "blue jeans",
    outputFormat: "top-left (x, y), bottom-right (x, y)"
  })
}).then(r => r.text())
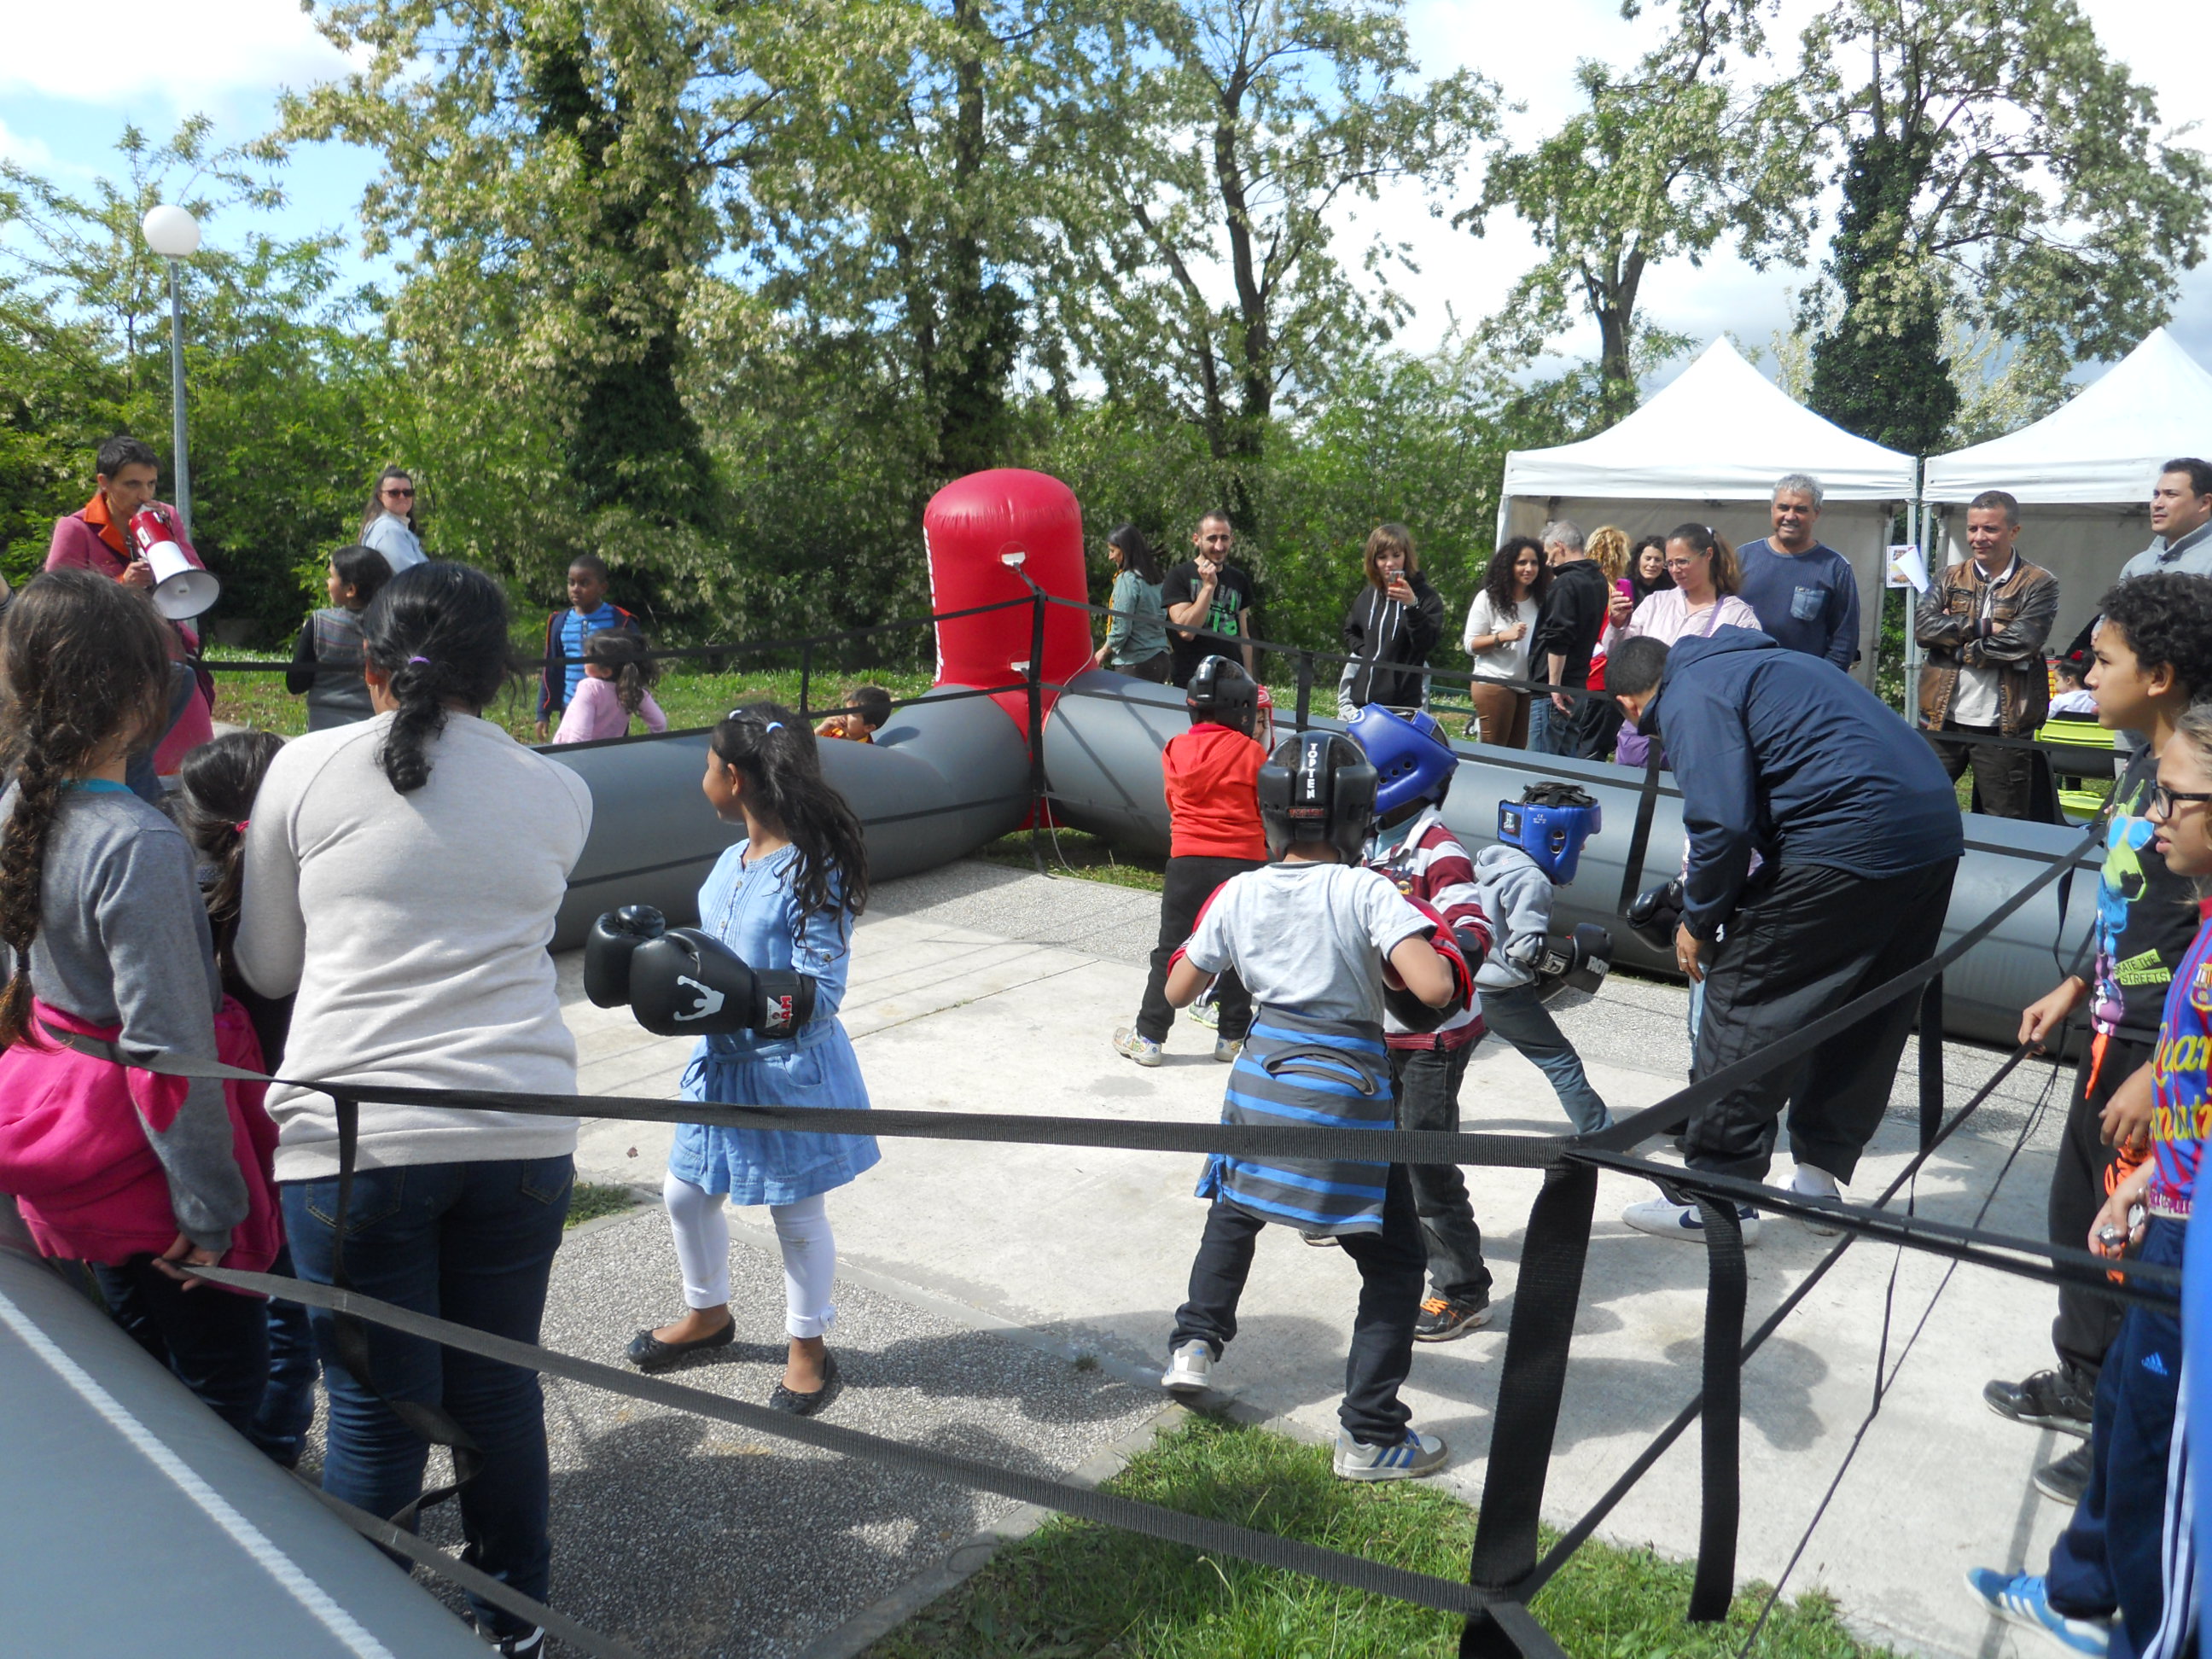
top-left (253, 1242), bottom-right (321, 1469)
top-left (282, 1156), bottom-right (573, 1639)
top-left (1479, 981), bottom-right (1611, 1135)
top-left (1527, 695), bottom-right (1562, 756)
top-left (94, 1253), bottom-right (271, 1441)
top-left (2045, 1217), bottom-right (2185, 1659)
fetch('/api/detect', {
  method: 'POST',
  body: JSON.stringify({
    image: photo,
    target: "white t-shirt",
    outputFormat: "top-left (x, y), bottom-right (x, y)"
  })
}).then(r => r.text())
top-left (1945, 556), bottom-right (2016, 727)
top-left (1183, 861), bottom-right (1431, 1027)
top-left (237, 711), bottom-right (594, 1178)
top-left (1463, 591), bottom-right (1539, 682)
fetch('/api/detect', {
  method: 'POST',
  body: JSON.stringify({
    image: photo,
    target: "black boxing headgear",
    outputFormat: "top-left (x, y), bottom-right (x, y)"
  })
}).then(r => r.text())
top-left (1185, 654), bottom-right (1260, 736)
top-left (1257, 729), bottom-right (1377, 863)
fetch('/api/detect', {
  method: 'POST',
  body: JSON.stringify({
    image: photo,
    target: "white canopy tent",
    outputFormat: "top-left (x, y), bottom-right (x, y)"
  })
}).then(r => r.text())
top-left (1922, 327), bottom-right (2212, 652)
top-left (1496, 339), bottom-right (1918, 684)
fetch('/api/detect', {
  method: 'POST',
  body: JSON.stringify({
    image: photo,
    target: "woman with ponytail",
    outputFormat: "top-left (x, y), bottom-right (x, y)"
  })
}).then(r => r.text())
top-left (236, 561), bottom-right (591, 1654)
top-left (0, 569), bottom-right (282, 1436)
top-left (624, 704), bottom-right (878, 1417)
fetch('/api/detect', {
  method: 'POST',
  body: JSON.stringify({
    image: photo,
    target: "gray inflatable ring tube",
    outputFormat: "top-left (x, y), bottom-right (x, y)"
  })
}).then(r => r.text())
top-left (540, 684), bottom-right (1033, 950)
top-left (1039, 667), bottom-right (2093, 1052)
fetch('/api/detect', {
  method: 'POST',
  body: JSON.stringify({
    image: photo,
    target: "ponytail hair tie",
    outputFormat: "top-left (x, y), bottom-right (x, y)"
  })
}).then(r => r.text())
top-left (233, 820), bottom-right (249, 835)
top-left (408, 655), bottom-right (431, 667)
top-left (763, 721), bottom-right (783, 732)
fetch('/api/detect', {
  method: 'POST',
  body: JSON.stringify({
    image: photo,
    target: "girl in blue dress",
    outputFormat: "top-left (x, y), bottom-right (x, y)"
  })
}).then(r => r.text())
top-left (625, 705), bottom-right (876, 1414)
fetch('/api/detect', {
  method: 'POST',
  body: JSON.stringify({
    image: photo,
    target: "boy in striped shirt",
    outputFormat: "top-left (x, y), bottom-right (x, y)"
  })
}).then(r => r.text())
top-left (1353, 705), bottom-right (1497, 1342)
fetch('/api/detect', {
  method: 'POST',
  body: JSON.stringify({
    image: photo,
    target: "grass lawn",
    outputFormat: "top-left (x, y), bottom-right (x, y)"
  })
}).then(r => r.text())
top-left (975, 826), bottom-right (1168, 893)
top-left (564, 1183), bottom-right (648, 1229)
top-left (862, 1416), bottom-right (1881, 1659)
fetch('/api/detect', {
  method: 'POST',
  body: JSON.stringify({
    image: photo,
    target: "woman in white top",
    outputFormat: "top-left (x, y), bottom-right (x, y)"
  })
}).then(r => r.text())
top-left (237, 562), bottom-right (591, 1652)
top-left (358, 466), bottom-right (428, 573)
top-left (1461, 537), bottom-right (1547, 748)
top-left (1617, 523), bottom-right (1763, 766)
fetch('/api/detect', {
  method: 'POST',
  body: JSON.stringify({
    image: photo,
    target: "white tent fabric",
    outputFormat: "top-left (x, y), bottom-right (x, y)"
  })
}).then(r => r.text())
top-left (1919, 328), bottom-right (2212, 650)
top-left (1496, 339), bottom-right (1918, 683)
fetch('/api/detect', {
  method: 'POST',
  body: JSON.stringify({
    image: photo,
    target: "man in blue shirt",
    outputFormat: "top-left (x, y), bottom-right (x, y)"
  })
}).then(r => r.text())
top-left (1602, 630), bottom-right (1964, 1246)
top-left (1735, 473), bottom-right (1860, 670)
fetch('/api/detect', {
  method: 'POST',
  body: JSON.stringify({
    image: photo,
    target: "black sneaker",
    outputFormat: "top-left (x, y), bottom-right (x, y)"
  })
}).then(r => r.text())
top-left (1413, 1292), bottom-right (1494, 1342)
top-left (2034, 1442), bottom-right (2094, 1506)
top-left (1983, 1369), bottom-right (2094, 1438)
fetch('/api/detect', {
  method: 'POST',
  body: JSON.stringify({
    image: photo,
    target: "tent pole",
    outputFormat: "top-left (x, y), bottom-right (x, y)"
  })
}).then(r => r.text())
top-left (1902, 490), bottom-right (1924, 718)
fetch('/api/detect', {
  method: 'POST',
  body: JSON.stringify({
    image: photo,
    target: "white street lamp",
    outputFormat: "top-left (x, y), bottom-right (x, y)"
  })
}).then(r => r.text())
top-left (141, 204), bottom-right (201, 535)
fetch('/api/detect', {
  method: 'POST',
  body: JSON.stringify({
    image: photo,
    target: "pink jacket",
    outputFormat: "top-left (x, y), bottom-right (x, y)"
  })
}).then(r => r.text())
top-left (45, 507), bottom-right (215, 772)
top-left (551, 673), bottom-right (668, 744)
top-left (0, 998), bottom-right (282, 1273)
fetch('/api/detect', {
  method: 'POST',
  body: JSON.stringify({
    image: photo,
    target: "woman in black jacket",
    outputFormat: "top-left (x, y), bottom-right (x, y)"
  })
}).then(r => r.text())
top-left (1339, 522), bottom-right (1445, 714)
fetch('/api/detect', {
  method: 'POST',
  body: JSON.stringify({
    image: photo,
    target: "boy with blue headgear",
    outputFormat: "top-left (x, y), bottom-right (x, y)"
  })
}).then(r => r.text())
top-left (1472, 783), bottom-right (1614, 1138)
top-left (1351, 704), bottom-right (1498, 1342)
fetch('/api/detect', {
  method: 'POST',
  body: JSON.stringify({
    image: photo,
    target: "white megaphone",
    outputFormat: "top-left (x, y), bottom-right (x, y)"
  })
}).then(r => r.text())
top-left (127, 507), bottom-right (221, 622)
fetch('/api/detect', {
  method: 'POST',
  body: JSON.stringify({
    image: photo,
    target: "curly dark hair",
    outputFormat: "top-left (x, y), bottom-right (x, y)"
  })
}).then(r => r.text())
top-left (1482, 536), bottom-right (1549, 614)
top-left (2097, 572), bottom-right (2212, 699)
top-left (0, 571), bottom-right (173, 1049)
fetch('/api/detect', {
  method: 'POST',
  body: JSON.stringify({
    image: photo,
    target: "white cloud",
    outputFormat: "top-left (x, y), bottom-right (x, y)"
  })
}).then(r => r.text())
top-left (0, 0), bottom-right (353, 103)
top-left (0, 117), bottom-right (54, 168)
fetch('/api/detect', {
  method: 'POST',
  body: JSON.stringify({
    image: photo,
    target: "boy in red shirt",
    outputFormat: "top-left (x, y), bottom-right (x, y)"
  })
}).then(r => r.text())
top-left (1116, 656), bottom-right (1268, 1066)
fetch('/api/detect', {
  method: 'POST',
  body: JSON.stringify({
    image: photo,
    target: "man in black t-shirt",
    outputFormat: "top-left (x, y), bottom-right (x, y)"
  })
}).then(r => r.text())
top-left (1982, 572), bottom-right (2212, 1505)
top-left (1163, 510), bottom-right (1258, 686)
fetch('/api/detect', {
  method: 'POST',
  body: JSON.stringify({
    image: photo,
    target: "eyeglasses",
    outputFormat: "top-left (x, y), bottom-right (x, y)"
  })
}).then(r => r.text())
top-left (2150, 782), bottom-right (2212, 818)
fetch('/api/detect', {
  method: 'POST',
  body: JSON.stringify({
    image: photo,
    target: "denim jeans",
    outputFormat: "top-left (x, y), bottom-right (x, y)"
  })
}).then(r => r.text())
top-left (282, 1155), bottom-right (573, 1639)
top-left (1388, 1045), bottom-right (1492, 1304)
top-left (252, 1242), bottom-right (321, 1469)
top-left (1479, 981), bottom-right (1611, 1135)
top-left (94, 1253), bottom-right (271, 1440)
top-left (1170, 1166), bottom-right (1425, 1443)
top-left (1526, 695), bottom-right (1562, 756)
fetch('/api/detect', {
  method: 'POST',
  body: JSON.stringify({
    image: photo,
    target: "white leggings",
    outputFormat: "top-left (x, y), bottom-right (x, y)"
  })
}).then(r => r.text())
top-left (662, 1173), bottom-right (837, 1338)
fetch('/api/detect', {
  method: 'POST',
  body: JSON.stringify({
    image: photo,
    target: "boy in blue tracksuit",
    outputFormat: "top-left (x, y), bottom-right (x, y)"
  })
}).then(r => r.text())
top-left (1156, 730), bottom-right (1470, 1481)
top-left (1604, 629), bottom-right (1965, 1244)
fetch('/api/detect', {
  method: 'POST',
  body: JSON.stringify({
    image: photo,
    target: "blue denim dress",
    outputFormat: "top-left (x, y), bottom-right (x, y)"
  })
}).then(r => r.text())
top-left (667, 842), bottom-right (879, 1206)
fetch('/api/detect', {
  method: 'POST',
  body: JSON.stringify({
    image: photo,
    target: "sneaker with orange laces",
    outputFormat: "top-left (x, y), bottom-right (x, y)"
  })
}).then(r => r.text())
top-left (1412, 1291), bottom-right (1493, 1342)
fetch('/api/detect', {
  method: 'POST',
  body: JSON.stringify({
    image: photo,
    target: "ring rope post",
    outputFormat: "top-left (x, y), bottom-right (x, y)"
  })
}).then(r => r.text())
top-left (1690, 1197), bottom-right (1747, 1621)
top-left (1918, 975), bottom-right (1946, 1152)
top-left (798, 637), bottom-right (814, 719)
top-left (1615, 748), bottom-right (1665, 918)
top-left (1295, 650), bottom-right (1313, 734)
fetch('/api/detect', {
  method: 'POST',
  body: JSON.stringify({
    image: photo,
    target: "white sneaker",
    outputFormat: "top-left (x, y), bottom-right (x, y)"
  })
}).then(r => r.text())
top-left (1113, 1027), bottom-right (1163, 1068)
top-left (1621, 1195), bottom-right (1760, 1247)
top-left (1161, 1340), bottom-right (1214, 1394)
top-left (1188, 999), bottom-right (1221, 1030)
top-left (1334, 1428), bottom-right (1448, 1481)
top-left (1789, 1165), bottom-right (1843, 1235)
top-left (1214, 1038), bottom-right (1244, 1063)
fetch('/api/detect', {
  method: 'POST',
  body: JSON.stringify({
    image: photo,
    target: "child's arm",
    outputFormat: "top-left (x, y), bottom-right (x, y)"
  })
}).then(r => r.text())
top-left (639, 689), bottom-right (667, 734)
top-left (536, 612), bottom-right (561, 734)
top-left (1165, 954), bottom-right (1217, 1007)
top-left (283, 620), bottom-right (317, 696)
top-left (1383, 934), bottom-right (1456, 1007)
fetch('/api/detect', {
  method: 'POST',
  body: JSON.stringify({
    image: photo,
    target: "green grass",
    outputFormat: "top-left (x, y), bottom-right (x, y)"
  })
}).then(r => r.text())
top-left (564, 1183), bottom-right (648, 1229)
top-left (975, 827), bottom-right (1168, 893)
top-left (863, 1417), bottom-right (1883, 1659)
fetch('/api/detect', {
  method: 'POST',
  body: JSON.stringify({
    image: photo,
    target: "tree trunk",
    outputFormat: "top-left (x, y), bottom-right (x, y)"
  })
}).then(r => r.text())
top-left (1212, 73), bottom-right (1270, 461)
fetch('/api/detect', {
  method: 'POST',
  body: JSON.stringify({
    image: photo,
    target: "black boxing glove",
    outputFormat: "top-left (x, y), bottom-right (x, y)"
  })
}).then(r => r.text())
top-left (585, 905), bottom-right (667, 1008)
top-left (1626, 879), bottom-right (1685, 953)
top-left (1534, 923), bottom-right (1613, 1004)
top-left (629, 928), bottom-right (818, 1039)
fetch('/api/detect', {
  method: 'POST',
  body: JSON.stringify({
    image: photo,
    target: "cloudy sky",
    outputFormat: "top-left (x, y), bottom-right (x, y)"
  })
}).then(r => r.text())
top-left (4, 0), bottom-right (2209, 389)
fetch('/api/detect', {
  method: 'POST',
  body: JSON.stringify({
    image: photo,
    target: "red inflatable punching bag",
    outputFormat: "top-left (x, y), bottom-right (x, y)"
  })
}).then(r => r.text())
top-left (924, 469), bottom-right (1092, 733)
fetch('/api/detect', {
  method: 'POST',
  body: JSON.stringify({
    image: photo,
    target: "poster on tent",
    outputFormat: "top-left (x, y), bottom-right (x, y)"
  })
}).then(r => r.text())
top-left (1886, 544), bottom-right (1929, 592)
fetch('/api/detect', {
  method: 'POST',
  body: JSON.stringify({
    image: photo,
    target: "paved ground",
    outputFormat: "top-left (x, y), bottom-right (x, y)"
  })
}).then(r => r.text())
top-left (542, 856), bottom-right (2083, 1659)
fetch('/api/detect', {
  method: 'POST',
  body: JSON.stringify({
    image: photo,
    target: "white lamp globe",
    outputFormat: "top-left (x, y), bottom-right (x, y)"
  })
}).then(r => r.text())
top-left (142, 203), bottom-right (201, 259)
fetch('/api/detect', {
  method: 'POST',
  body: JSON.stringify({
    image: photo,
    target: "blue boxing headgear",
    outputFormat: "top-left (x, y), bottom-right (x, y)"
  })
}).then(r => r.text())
top-left (1348, 704), bottom-right (1457, 818)
top-left (1497, 783), bottom-right (1601, 886)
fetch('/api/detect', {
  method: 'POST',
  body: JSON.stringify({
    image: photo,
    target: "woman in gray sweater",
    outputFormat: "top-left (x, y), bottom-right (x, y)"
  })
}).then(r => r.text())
top-left (239, 563), bottom-right (591, 1656)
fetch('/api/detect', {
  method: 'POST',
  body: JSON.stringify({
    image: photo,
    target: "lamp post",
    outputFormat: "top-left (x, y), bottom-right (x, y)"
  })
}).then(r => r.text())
top-left (140, 203), bottom-right (201, 536)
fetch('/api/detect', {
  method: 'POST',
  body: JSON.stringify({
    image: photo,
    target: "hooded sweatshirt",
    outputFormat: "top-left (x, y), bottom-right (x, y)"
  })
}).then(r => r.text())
top-left (1471, 844), bottom-right (1556, 991)
top-left (1341, 573), bottom-right (1446, 710)
top-left (1163, 721), bottom-right (1268, 860)
top-left (1652, 627), bottom-right (1963, 939)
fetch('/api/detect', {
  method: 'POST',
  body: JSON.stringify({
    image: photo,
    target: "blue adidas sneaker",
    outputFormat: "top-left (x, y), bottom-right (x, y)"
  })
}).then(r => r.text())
top-left (1964, 1569), bottom-right (2112, 1657)
top-left (1334, 1428), bottom-right (1448, 1482)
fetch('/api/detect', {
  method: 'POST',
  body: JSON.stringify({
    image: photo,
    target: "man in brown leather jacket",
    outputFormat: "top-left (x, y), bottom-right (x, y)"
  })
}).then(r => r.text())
top-left (1914, 489), bottom-right (2061, 819)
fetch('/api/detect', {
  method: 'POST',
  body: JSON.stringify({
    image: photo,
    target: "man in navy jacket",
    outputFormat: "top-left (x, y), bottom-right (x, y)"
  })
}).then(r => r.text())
top-left (1604, 630), bottom-right (1964, 1245)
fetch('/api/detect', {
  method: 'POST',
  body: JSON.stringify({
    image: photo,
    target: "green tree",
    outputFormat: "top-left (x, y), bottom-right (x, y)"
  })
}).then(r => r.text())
top-left (1046, 0), bottom-right (1497, 492)
top-left (1470, 0), bottom-right (1813, 421)
top-left (1801, 0), bottom-right (2211, 441)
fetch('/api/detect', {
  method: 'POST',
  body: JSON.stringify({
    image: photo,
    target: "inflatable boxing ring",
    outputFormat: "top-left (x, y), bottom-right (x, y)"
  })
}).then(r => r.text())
top-left (545, 468), bottom-right (2093, 1051)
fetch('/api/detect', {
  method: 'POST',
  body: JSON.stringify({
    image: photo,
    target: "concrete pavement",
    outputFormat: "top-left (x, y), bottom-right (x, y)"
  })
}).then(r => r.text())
top-left (564, 857), bottom-right (2086, 1658)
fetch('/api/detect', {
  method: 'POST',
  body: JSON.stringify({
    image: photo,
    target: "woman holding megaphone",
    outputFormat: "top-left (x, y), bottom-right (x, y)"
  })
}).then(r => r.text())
top-left (45, 435), bottom-right (218, 777)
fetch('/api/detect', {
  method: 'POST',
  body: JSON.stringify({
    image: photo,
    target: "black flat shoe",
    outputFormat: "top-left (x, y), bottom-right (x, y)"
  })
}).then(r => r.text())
top-left (770, 1348), bottom-right (841, 1417)
top-left (626, 1318), bottom-right (736, 1373)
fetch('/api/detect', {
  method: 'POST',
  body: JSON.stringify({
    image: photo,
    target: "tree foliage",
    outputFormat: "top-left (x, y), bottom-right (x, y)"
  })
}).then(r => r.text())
top-left (1472, 0), bottom-right (1812, 419)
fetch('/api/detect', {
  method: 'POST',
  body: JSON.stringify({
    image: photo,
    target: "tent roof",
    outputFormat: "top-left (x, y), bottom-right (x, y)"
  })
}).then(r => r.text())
top-left (1923, 329), bottom-right (2212, 505)
top-left (1499, 338), bottom-right (1918, 505)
